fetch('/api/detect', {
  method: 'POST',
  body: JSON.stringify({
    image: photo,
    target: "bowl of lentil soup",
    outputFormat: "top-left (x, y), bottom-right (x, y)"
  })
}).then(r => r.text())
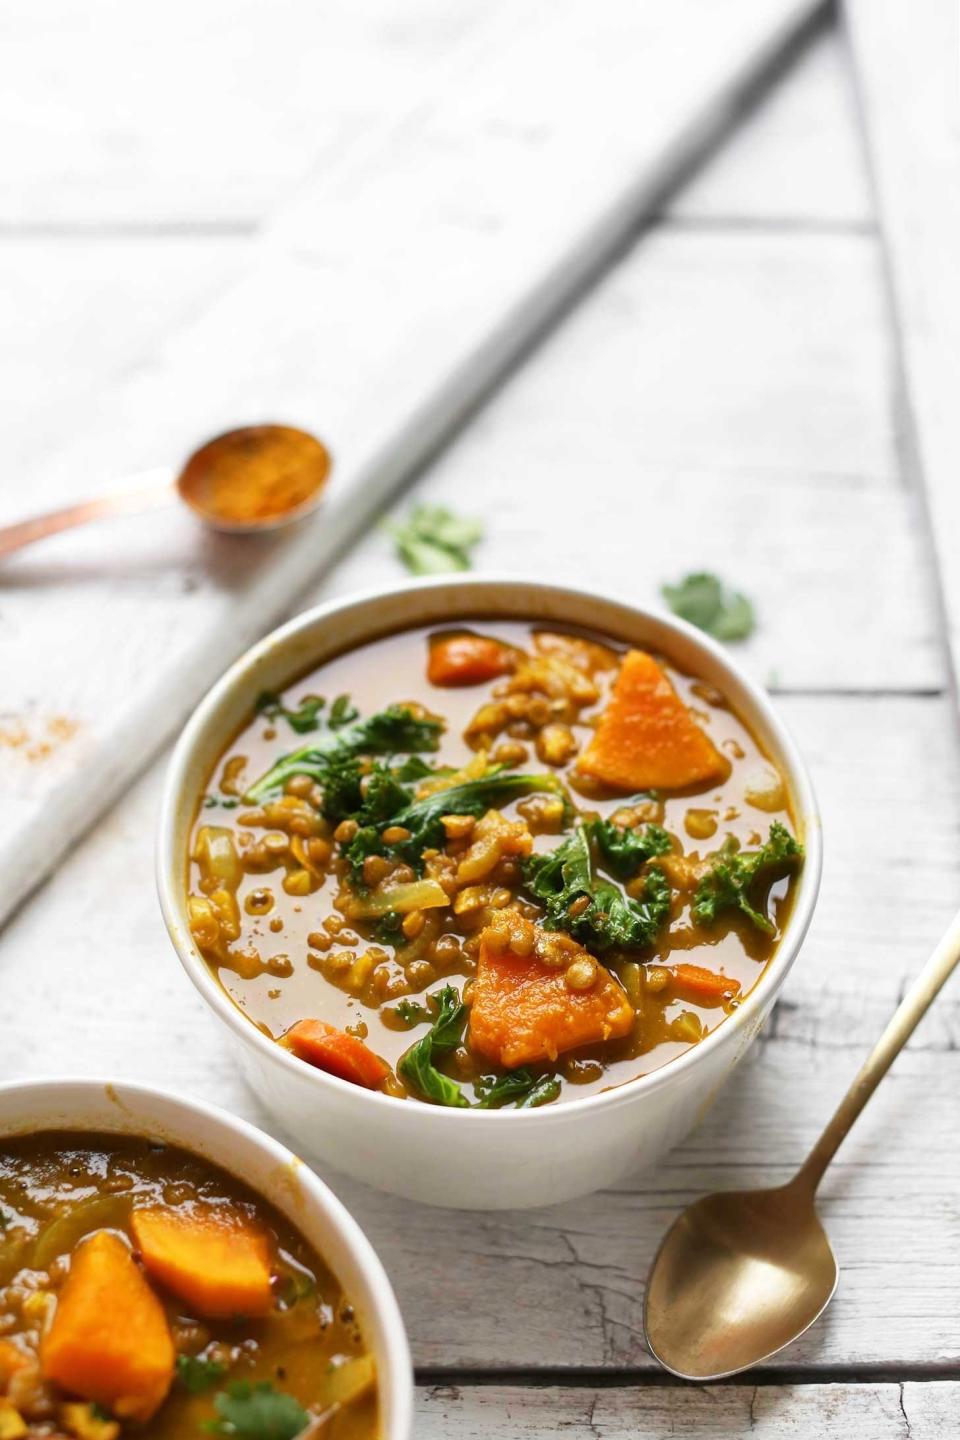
top-left (0, 1078), bottom-right (412, 1440)
top-left (158, 577), bottom-right (821, 1208)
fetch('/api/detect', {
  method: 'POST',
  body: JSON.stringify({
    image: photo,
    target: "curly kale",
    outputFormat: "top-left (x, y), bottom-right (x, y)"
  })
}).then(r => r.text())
top-left (243, 704), bottom-right (443, 803)
top-left (523, 823), bottom-right (671, 953)
top-left (692, 821), bottom-right (803, 935)
top-left (343, 771), bottom-right (566, 881)
top-left (587, 816), bottom-right (672, 880)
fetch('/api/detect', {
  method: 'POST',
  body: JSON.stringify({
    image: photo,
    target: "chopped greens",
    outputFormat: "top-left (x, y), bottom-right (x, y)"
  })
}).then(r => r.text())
top-left (206, 1382), bottom-right (308, 1440)
top-left (393, 998), bottom-right (433, 1027)
top-left (328, 694), bottom-right (360, 729)
top-left (344, 772), bottom-right (566, 881)
top-left (587, 817), bottom-right (672, 880)
top-left (177, 1353), bottom-right (227, 1394)
top-left (661, 571), bottom-right (755, 642)
top-left (692, 821), bottom-right (803, 935)
top-left (523, 824), bottom-right (671, 953)
top-left (387, 503), bottom-right (484, 575)
top-left (244, 704), bottom-right (443, 803)
top-left (255, 691), bottom-right (326, 735)
top-left (398, 987), bottom-right (558, 1108)
top-left (398, 985), bottom-right (470, 1108)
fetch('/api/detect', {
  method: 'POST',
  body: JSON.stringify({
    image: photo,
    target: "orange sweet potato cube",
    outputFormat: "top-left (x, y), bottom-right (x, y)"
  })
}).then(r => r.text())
top-left (41, 1231), bottom-right (174, 1422)
top-left (131, 1207), bottom-right (273, 1319)
top-left (578, 649), bottom-right (727, 791)
top-left (469, 939), bottom-right (635, 1068)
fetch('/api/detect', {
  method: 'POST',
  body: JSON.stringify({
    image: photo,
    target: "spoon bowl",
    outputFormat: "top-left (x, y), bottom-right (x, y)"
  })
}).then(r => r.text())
top-left (176, 423), bottom-right (331, 532)
top-left (644, 1180), bottom-right (838, 1379)
top-left (644, 907), bottom-right (960, 1383)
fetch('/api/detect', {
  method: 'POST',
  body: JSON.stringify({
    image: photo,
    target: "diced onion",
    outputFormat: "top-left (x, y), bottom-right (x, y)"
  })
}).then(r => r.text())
top-left (349, 878), bottom-right (449, 918)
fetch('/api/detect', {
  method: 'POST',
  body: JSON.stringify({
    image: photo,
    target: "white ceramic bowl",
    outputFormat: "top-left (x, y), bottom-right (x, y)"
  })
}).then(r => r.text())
top-left (0, 1078), bottom-right (413, 1440)
top-left (158, 577), bottom-right (822, 1210)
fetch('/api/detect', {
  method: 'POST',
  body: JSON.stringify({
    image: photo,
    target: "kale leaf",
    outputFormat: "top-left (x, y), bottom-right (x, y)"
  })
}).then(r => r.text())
top-left (255, 692), bottom-right (326, 735)
top-left (474, 1071), bottom-right (559, 1109)
top-left (661, 571), bottom-right (755, 642)
top-left (398, 987), bottom-right (560, 1109)
top-left (206, 1383), bottom-right (308, 1440)
top-left (692, 821), bottom-right (803, 935)
top-left (398, 985), bottom-right (470, 1108)
top-left (244, 704), bottom-right (443, 803)
top-left (343, 772), bottom-right (565, 881)
top-left (587, 817), bottom-right (671, 880)
top-left (523, 824), bottom-right (671, 952)
top-left (387, 504), bottom-right (484, 575)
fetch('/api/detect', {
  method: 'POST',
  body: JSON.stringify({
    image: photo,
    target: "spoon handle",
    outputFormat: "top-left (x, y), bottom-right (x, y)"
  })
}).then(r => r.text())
top-left (795, 906), bottom-right (960, 1194)
top-left (0, 470), bottom-right (175, 559)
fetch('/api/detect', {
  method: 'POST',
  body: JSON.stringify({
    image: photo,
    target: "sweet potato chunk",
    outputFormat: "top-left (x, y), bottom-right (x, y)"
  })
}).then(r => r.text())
top-left (578, 649), bottom-right (727, 791)
top-left (41, 1231), bottom-right (174, 1422)
top-left (130, 1208), bottom-right (272, 1319)
top-left (427, 632), bottom-right (515, 687)
top-left (280, 1019), bottom-right (392, 1090)
top-left (469, 939), bottom-right (634, 1067)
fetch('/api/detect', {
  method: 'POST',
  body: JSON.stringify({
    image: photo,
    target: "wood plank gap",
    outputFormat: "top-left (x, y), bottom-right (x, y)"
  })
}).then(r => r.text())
top-left (414, 1363), bottom-right (960, 1387)
top-left (0, 221), bottom-right (259, 239)
top-left (652, 213), bottom-right (875, 235)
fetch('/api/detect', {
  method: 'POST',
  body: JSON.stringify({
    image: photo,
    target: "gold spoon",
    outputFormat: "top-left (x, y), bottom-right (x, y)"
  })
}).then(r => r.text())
top-left (0, 424), bottom-right (331, 559)
top-left (644, 906), bottom-right (960, 1380)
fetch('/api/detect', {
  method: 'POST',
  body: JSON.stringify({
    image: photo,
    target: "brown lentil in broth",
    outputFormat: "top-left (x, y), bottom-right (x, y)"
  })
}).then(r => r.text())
top-left (188, 622), bottom-right (800, 1105)
top-left (0, 1133), bottom-right (377, 1439)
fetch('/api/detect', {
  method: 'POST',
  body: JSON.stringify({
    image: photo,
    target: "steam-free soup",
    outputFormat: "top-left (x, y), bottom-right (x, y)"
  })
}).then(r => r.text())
top-left (187, 623), bottom-right (803, 1109)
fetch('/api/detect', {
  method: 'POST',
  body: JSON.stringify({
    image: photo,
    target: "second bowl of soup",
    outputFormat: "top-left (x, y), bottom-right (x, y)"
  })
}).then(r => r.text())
top-left (159, 578), bottom-right (821, 1208)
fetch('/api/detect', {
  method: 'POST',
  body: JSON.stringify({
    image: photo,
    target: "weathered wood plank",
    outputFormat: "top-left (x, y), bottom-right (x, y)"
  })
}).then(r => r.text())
top-left (2, 695), bottom-right (958, 1370)
top-left (0, 0), bottom-right (828, 929)
top-left (843, 0), bottom-right (960, 702)
top-left (416, 1381), bottom-right (953, 1437)
top-left (668, 23), bottom-right (873, 227)
top-left (2, 3), bottom-right (861, 230)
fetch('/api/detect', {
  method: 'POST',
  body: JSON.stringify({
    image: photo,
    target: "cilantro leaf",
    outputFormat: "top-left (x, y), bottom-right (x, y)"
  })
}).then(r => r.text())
top-left (387, 504), bottom-right (484, 575)
top-left (661, 572), bottom-right (755, 642)
top-left (523, 824), bottom-right (671, 952)
top-left (176, 1353), bottom-right (227, 1394)
top-left (692, 822), bottom-right (803, 935)
top-left (206, 1383), bottom-right (307, 1440)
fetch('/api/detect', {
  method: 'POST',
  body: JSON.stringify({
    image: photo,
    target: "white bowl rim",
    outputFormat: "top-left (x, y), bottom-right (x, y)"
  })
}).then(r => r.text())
top-left (157, 573), bottom-right (822, 1126)
top-left (0, 1074), bottom-right (414, 1440)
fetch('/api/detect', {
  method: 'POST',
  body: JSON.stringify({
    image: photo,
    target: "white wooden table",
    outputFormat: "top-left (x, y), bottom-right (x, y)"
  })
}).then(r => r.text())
top-left (3, 6), bottom-right (957, 1435)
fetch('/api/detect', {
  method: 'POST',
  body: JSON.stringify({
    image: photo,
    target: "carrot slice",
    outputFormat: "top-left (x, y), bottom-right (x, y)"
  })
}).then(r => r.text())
top-left (130, 1208), bottom-right (272, 1319)
top-left (427, 632), bottom-right (515, 687)
top-left (670, 963), bottom-right (741, 1005)
top-left (577, 649), bottom-right (728, 791)
top-left (281, 1019), bottom-right (391, 1090)
top-left (41, 1231), bottom-right (174, 1422)
top-left (469, 938), bottom-right (634, 1068)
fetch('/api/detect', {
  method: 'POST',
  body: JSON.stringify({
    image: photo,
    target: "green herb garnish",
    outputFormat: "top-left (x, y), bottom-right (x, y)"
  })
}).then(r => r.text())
top-left (256, 692), bottom-right (326, 735)
top-left (661, 572), bottom-right (755, 641)
top-left (344, 771), bottom-right (565, 881)
top-left (387, 504), bottom-right (484, 575)
top-left (523, 823), bottom-right (671, 952)
top-left (692, 822), bottom-right (802, 935)
top-left (398, 985), bottom-right (470, 1108)
top-left (244, 704), bottom-right (443, 803)
top-left (206, 1383), bottom-right (308, 1440)
top-left (394, 999), bottom-right (433, 1027)
top-left (587, 817), bottom-right (672, 881)
top-left (177, 1353), bottom-right (227, 1394)
top-left (474, 1070), bottom-right (556, 1109)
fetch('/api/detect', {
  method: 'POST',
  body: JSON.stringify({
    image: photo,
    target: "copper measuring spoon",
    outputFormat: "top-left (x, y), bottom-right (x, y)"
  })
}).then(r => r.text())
top-left (644, 905), bottom-right (960, 1380)
top-left (0, 425), bottom-right (331, 558)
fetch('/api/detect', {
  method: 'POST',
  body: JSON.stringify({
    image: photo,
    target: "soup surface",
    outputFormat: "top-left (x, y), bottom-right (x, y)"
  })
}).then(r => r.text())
top-left (187, 622), bottom-right (803, 1108)
top-left (0, 1133), bottom-right (377, 1439)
